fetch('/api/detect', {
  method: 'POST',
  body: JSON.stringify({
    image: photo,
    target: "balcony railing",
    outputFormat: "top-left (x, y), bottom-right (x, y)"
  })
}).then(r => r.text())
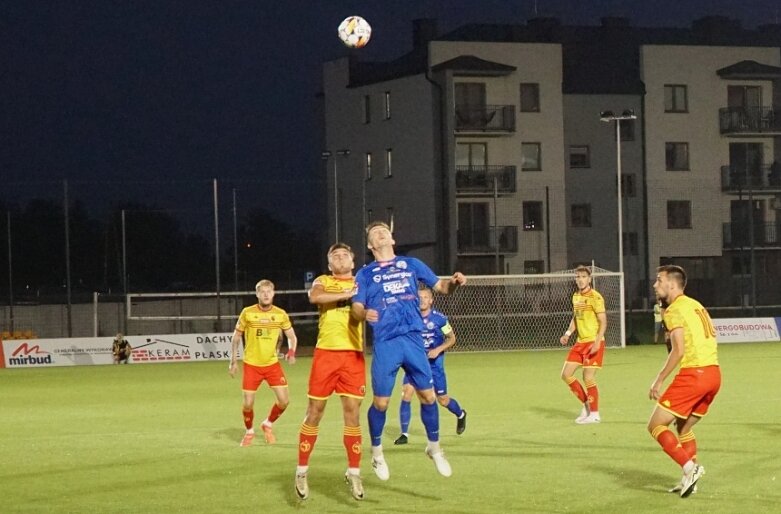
top-left (457, 225), bottom-right (519, 254)
top-left (456, 165), bottom-right (517, 194)
top-left (720, 165), bottom-right (781, 191)
top-left (455, 105), bottom-right (516, 132)
top-left (719, 106), bottom-right (781, 134)
top-left (723, 222), bottom-right (781, 248)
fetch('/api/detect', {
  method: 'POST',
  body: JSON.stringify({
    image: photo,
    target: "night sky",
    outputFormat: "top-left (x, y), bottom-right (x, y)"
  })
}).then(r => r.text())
top-left (1, 0), bottom-right (779, 228)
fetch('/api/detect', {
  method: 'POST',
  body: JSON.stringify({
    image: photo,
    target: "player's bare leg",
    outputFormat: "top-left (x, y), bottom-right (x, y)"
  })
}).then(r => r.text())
top-left (240, 391), bottom-right (257, 446)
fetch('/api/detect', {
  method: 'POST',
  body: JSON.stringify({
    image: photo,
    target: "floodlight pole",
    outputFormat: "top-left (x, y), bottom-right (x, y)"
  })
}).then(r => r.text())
top-left (600, 109), bottom-right (637, 347)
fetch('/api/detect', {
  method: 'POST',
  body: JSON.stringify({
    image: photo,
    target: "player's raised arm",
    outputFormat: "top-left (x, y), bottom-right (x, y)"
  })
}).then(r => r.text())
top-left (434, 272), bottom-right (466, 295)
top-left (309, 282), bottom-right (354, 305)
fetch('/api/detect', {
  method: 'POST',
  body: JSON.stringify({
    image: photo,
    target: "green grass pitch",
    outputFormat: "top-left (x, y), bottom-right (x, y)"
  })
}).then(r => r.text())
top-left (1, 343), bottom-right (780, 513)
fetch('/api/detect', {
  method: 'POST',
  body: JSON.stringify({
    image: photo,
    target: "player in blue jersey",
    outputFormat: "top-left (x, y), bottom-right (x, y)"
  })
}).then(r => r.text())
top-left (394, 283), bottom-right (466, 445)
top-left (351, 221), bottom-right (466, 481)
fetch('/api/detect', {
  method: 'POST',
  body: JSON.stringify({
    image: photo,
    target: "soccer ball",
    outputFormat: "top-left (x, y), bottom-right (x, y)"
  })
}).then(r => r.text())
top-left (338, 16), bottom-right (372, 49)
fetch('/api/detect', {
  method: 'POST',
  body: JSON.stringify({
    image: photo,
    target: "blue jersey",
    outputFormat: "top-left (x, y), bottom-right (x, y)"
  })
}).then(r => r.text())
top-left (353, 256), bottom-right (440, 342)
top-left (422, 309), bottom-right (452, 365)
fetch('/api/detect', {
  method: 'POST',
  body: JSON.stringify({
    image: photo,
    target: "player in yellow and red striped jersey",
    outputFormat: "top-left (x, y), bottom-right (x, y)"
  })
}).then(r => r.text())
top-left (648, 264), bottom-right (720, 498)
top-left (295, 243), bottom-right (365, 501)
top-left (559, 265), bottom-right (607, 424)
top-left (229, 279), bottom-right (298, 447)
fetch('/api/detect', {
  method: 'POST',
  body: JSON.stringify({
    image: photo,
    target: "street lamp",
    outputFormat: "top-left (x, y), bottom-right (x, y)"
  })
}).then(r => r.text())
top-left (321, 149), bottom-right (351, 242)
top-left (600, 109), bottom-right (637, 344)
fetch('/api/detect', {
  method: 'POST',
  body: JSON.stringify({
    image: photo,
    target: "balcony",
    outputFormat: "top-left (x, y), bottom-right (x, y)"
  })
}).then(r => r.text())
top-left (719, 106), bottom-right (781, 135)
top-left (720, 165), bottom-right (781, 192)
top-left (457, 225), bottom-right (518, 255)
top-left (456, 165), bottom-right (516, 194)
top-left (723, 222), bottom-right (781, 248)
top-left (455, 105), bottom-right (516, 133)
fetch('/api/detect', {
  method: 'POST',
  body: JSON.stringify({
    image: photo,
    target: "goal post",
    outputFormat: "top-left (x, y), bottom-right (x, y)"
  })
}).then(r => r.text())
top-left (434, 267), bottom-right (625, 352)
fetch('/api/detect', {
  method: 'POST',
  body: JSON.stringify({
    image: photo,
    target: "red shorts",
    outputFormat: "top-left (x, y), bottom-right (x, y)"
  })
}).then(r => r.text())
top-left (242, 361), bottom-right (288, 392)
top-left (308, 348), bottom-right (366, 400)
top-left (566, 341), bottom-right (605, 368)
top-left (658, 366), bottom-right (721, 419)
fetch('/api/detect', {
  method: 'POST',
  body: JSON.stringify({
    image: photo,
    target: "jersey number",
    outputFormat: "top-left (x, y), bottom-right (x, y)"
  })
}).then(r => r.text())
top-left (694, 309), bottom-right (716, 339)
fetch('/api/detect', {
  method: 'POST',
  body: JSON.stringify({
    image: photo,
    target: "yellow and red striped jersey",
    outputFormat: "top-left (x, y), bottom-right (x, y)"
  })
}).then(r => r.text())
top-left (312, 274), bottom-right (362, 351)
top-left (572, 288), bottom-right (606, 343)
top-left (664, 295), bottom-right (718, 368)
top-left (235, 305), bottom-right (291, 367)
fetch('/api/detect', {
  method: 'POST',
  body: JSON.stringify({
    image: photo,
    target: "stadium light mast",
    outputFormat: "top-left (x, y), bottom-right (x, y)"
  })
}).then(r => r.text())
top-left (600, 109), bottom-right (637, 347)
top-left (321, 149), bottom-right (351, 243)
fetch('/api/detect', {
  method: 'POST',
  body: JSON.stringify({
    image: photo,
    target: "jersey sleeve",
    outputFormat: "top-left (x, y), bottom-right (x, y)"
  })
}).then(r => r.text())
top-left (591, 292), bottom-right (606, 314)
top-left (663, 305), bottom-right (685, 331)
top-left (352, 269), bottom-right (368, 305)
top-left (410, 258), bottom-right (440, 288)
top-left (281, 311), bottom-right (292, 330)
top-left (235, 309), bottom-right (247, 332)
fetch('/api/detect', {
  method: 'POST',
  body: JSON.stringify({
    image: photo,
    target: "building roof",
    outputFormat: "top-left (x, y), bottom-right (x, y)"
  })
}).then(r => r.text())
top-left (717, 60), bottom-right (781, 79)
top-left (430, 55), bottom-right (516, 76)
top-left (343, 17), bottom-right (781, 92)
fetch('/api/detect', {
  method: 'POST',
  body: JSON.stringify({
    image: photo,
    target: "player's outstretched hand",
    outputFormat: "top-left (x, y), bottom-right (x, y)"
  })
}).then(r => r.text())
top-left (451, 272), bottom-right (467, 286)
top-left (228, 361), bottom-right (238, 378)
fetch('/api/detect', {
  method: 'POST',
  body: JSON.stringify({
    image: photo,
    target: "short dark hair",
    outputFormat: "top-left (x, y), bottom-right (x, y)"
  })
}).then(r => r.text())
top-left (328, 242), bottom-right (353, 256)
top-left (657, 264), bottom-right (687, 289)
top-left (418, 282), bottom-right (433, 295)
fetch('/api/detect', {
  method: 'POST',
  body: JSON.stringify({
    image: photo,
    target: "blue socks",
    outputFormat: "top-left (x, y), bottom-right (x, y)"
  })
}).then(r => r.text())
top-left (420, 402), bottom-right (440, 442)
top-left (367, 404), bottom-right (387, 447)
top-left (446, 398), bottom-right (463, 418)
top-left (399, 399), bottom-right (411, 434)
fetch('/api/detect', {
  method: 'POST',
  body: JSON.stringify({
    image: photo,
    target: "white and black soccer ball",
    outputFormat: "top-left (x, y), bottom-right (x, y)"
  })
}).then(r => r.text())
top-left (338, 16), bottom-right (372, 49)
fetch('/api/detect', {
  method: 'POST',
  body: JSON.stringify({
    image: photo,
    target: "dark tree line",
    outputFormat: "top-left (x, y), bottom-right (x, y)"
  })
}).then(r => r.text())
top-left (0, 200), bottom-right (323, 303)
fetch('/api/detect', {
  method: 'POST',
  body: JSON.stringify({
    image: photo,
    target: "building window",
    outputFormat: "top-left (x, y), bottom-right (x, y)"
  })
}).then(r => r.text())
top-left (569, 145), bottom-right (590, 168)
top-left (363, 95), bottom-right (371, 124)
top-left (384, 91), bottom-right (391, 120)
top-left (523, 201), bottom-right (543, 231)
top-left (456, 143), bottom-right (487, 167)
top-left (524, 260), bottom-right (544, 274)
top-left (665, 142), bottom-right (689, 171)
top-left (667, 200), bottom-right (692, 229)
top-left (623, 232), bottom-right (639, 255)
top-left (664, 84), bottom-right (688, 112)
top-left (521, 143), bottom-right (541, 171)
top-left (458, 203), bottom-right (490, 248)
top-left (365, 153), bottom-right (372, 180)
top-left (384, 149), bottom-right (392, 177)
top-left (570, 204), bottom-right (592, 227)
top-left (619, 119), bottom-right (635, 141)
top-left (520, 83), bottom-right (540, 112)
top-left (621, 174), bottom-right (636, 197)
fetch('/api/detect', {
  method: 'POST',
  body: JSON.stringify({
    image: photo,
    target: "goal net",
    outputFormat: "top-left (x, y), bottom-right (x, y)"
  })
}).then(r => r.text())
top-left (434, 267), bottom-right (625, 352)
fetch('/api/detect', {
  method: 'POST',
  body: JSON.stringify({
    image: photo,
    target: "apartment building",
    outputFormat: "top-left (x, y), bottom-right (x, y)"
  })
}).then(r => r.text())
top-left (321, 17), bottom-right (781, 307)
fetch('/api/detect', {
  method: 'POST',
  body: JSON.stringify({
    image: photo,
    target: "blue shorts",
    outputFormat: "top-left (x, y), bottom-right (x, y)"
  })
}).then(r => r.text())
top-left (371, 332), bottom-right (433, 397)
top-left (403, 360), bottom-right (447, 395)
